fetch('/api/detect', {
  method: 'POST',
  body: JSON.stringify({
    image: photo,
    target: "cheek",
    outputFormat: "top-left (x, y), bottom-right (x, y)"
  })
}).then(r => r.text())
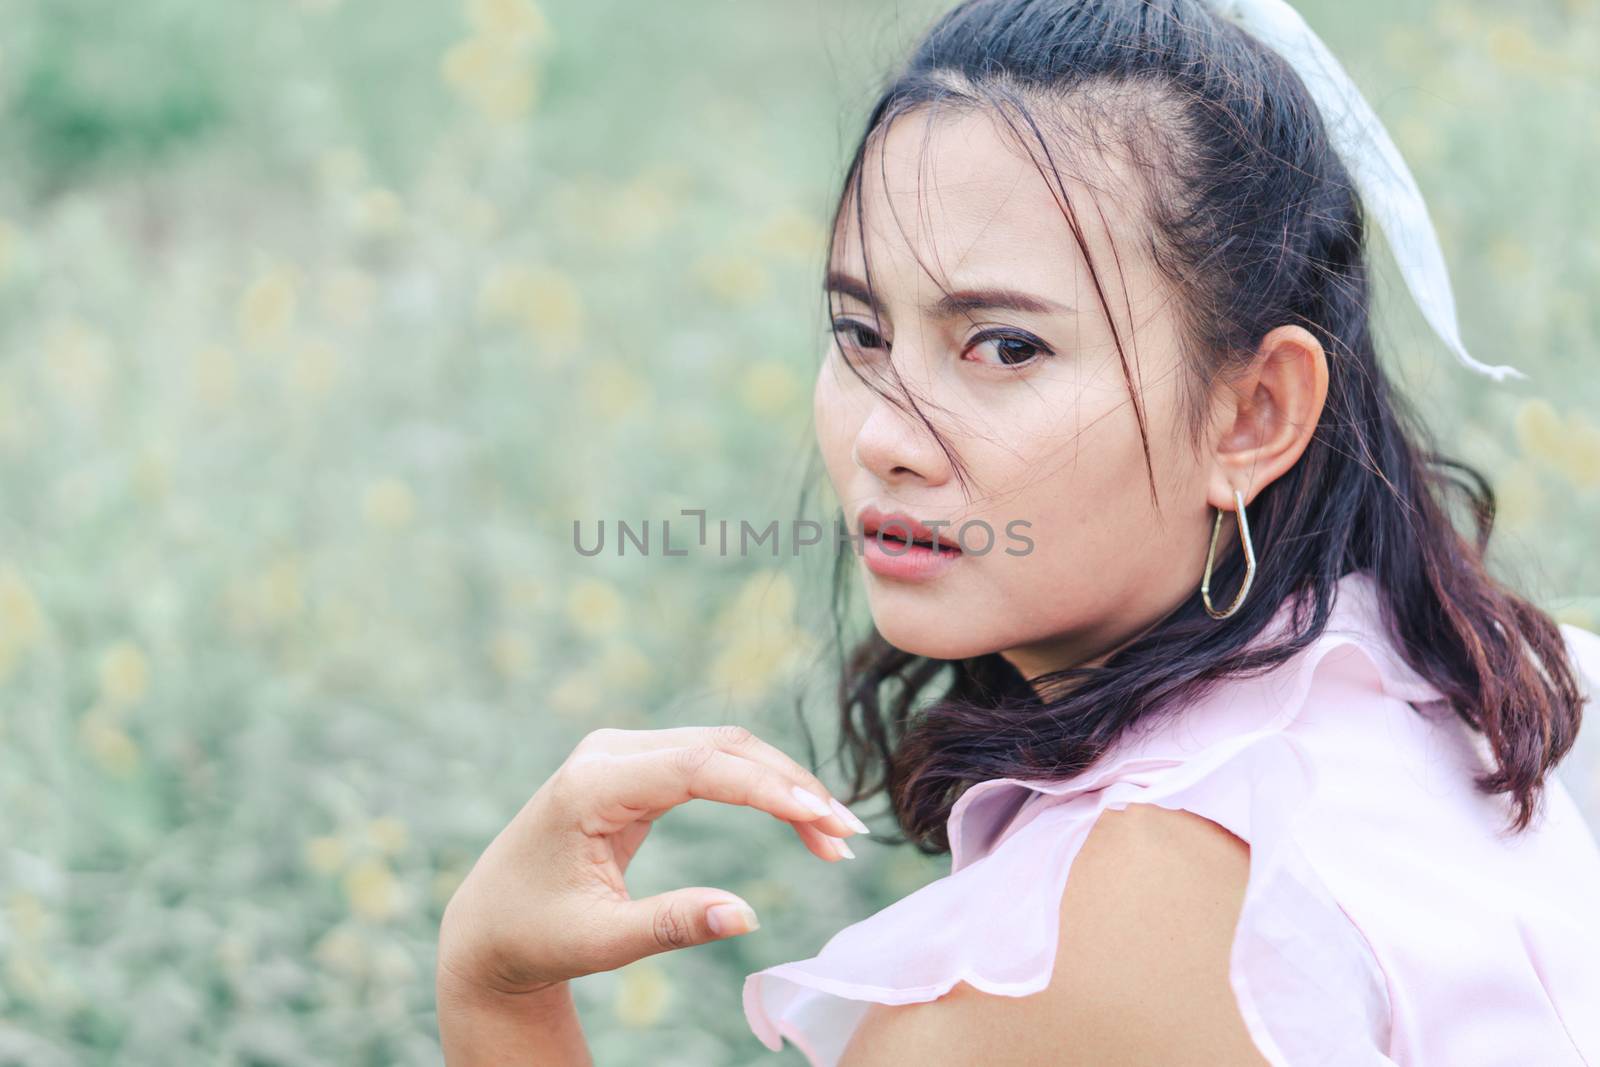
top-left (813, 361), bottom-right (858, 491)
top-left (976, 380), bottom-right (1179, 590)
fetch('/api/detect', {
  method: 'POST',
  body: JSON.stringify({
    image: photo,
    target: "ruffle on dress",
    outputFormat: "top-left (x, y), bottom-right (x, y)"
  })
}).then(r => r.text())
top-left (743, 573), bottom-right (1600, 1067)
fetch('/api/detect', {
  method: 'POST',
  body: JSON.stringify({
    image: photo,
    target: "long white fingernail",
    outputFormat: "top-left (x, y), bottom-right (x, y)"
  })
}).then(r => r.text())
top-left (791, 785), bottom-right (831, 817)
top-left (831, 835), bottom-right (855, 860)
top-left (829, 797), bottom-right (871, 834)
top-left (707, 902), bottom-right (760, 937)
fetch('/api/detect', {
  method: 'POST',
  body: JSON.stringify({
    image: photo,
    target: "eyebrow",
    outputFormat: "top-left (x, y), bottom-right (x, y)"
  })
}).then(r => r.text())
top-left (823, 269), bottom-right (1074, 318)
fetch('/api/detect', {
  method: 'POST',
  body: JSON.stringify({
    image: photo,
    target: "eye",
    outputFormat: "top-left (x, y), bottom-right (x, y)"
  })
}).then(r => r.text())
top-left (828, 318), bottom-right (888, 356)
top-left (964, 328), bottom-right (1053, 368)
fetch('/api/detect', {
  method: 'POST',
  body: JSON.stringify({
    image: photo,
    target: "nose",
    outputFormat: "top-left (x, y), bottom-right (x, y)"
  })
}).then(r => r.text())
top-left (851, 387), bottom-right (952, 489)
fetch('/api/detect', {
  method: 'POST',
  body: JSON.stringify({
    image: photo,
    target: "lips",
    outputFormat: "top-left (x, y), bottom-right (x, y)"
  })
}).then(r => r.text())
top-left (856, 505), bottom-right (962, 552)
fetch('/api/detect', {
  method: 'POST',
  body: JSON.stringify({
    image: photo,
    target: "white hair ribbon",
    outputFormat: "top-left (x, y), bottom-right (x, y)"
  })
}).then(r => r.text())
top-left (1206, 0), bottom-right (1529, 383)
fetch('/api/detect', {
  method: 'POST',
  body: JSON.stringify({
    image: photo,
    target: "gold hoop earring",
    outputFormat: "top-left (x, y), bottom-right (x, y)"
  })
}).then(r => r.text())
top-left (1201, 487), bottom-right (1256, 620)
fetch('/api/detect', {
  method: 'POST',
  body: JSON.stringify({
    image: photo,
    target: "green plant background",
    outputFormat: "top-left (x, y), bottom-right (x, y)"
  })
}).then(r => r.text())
top-left (0, 0), bottom-right (1596, 1063)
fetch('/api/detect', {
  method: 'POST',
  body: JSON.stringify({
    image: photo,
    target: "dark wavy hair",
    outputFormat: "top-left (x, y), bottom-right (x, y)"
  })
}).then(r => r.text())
top-left (794, 0), bottom-right (1585, 851)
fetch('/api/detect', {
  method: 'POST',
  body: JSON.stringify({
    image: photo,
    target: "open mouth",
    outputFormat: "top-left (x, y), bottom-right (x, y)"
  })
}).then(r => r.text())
top-left (855, 506), bottom-right (965, 580)
top-left (872, 530), bottom-right (961, 555)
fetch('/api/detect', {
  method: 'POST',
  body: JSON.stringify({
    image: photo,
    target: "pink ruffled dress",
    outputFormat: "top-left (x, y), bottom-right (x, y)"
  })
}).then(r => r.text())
top-left (744, 570), bottom-right (1600, 1066)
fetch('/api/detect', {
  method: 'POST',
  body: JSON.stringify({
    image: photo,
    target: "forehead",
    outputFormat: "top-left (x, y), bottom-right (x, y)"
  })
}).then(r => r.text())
top-left (830, 106), bottom-right (1153, 296)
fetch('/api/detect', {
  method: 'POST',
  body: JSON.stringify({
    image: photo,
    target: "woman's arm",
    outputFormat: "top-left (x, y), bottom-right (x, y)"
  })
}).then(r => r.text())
top-left (436, 966), bottom-right (593, 1067)
top-left (837, 803), bottom-right (1269, 1066)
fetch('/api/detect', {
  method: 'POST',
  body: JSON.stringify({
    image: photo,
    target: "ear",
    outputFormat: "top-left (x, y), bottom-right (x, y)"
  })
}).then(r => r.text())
top-left (1206, 325), bottom-right (1329, 511)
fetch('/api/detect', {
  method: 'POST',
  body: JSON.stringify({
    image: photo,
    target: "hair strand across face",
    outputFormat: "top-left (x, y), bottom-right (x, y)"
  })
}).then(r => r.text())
top-left (793, 0), bottom-right (1585, 852)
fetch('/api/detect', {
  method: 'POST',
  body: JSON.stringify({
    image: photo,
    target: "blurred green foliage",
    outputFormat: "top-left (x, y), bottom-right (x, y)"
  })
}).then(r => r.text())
top-left (0, 0), bottom-right (1596, 1063)
top-left (4, 1), bottom-right (228, 195)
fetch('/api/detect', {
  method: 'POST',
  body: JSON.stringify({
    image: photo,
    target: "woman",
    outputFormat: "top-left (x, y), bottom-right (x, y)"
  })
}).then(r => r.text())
top-left (436, 0), bottom-right (1600, 1063)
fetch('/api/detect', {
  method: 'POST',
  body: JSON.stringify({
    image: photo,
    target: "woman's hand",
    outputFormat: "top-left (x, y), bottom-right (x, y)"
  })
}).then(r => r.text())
top-left (436, 724), bottom-right (871, 1002)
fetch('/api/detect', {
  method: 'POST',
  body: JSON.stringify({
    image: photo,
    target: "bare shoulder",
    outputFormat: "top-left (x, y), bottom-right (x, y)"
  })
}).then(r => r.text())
top-left (838, 803), bottom-right (1269, 1067)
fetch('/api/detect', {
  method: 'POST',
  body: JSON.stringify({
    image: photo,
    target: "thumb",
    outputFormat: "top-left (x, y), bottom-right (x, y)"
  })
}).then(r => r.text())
top-left (613, 888), bottom-right (762, 961)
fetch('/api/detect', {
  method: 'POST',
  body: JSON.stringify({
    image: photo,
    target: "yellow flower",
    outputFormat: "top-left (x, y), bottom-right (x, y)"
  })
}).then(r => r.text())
top-left (1432, 4), bottom-right (1480, 40)
top-left (305, 835), bottom-right (347, 874)
top-left (0, 381), bottom-right (32, 450)
top-left (477, 262), bottom-right (584, 351)
top-left (79, 711), bottom-right (140, 777)
top-left (5, 953), bottom-right (51, 1004)
top-left (489, 629), bottom-right (535, 679)
top-left (1559, 416), bottom-right (1600, 490)
top-left (438, 4), bottom-right (549, 119)
top-left (459, 195), bottom-right (500, 238)
top-left (0, 566), bottom-right (44, 681)
top-left (318, 147), bottom-right (368, 192)
top-left (238, 267), bottom-right (300, 349)
top-left (226, 559), bottom-right (305, 634)
top-left (441, 36), bottom-right (540, 122)
top-left (189, 345), bottom-right (238, 411)
top-left (476, 262), bottom-right (530, 320)
top-left (352, 187), bottom-right (406, 236)
top-left (314, 596), bottom-right (362, 647)
top-left (97, 640), bottom-right (150, 708)
top-left (215, 931), bottom-right (254, 979)
top-left (707, 572), bottom-right (810, 702)
top-left (549, 670), bottom-right (602, 718)
top-left (1513, 401), bottom-right (1600, 491)
top-left (756, 207), bottom-right (826, 263)
top-left (603, 176), bottom-right (679, 245)
top-left (288, 338), bottom-right (341, 396)
top-left (6, 892), bottom-right (48, 942)
top-left (44, 319), bottom-right (112, 408)
top-left (581, 361), bottom-right (653, 423)
top-left (1513, 399), bottom-right (1567, 466)
top-left (1382, 26), bottom-right (1426, 70)
top-left (466, 0), bottom-right (552, 47)
top-left (1554, 603), bottom-right (1597, 630)
top-left (1494, 460), bottom-right (1544, 530)
top-left (321, 267), bottom-right (377, 327)
top-left (1486, 20), bottom-right (1539, 68)
top-left (371, 940), bottom-right (417, 984)
top-left (504, 576), bottom-right (544, 613)
top-left (662, 413), bottom-right (718, 454)
top-left (597, 641), bottom-right (653, 691)
top-left (567, 578), bottom-right (624, 636)
top-left (737, 878), bottom-right (793, 916)
top-left (362, 478), bottom-right (416, 529)
top-left (1487, 237), bottom-right (1531, 281)
top-left (343, 856), bottom-right (402, 921)
top-left (718, 571), bottom-right (797, 632)
top-left (694, 251), bottom-right (772, 306)
top-left (1391, 115), bottom-right (1443, 166)
top-left (134, 446), bottom-right (171, 504)
top-left (741, 361), bottom-right (800, 416)
top-left (313, 924), bottom-right (369, 976)
top-left (613, 959), bottom-right (672, 1028)
top-left (367, 816), bottom-right (410, 856)
top-left (709, 626), bottom-right (806, 704)
top-left (0, 216), bottom-right (19, 285)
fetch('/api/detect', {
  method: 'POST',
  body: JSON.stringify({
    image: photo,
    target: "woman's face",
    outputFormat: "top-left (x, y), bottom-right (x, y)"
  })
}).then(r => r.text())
top-left (813, 107), bottom-right (1324, 681)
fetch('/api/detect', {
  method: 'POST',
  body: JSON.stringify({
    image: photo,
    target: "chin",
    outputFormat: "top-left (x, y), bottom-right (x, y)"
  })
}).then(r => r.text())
top-left (871, 614), bottom-right (997, 662)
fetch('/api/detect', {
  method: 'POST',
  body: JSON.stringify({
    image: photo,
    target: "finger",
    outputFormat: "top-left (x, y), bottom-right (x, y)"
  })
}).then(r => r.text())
top-left (576, 726), bottom-right (871, 837)
top-left (594, 886), bottom-right (761, 968)
top-left (564, 746), bottom-right (846, 836)
top-left (789, 817), bottom-right (856, 862)
top-left (697, 729), bottom-right (872, 836)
